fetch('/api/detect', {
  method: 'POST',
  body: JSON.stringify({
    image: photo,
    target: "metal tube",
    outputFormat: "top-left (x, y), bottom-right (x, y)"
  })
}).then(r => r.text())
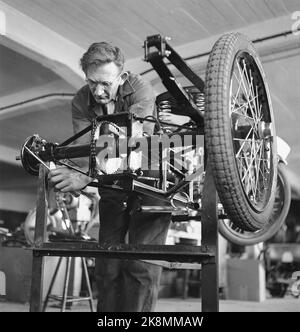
top-left (139, 205), bottom-right (175, 213)
top-left (53, 144), bottom-right (91, 159)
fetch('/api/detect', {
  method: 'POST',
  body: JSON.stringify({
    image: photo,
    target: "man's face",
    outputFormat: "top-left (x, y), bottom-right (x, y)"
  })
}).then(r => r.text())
top-left (85, 62), bottom-right (122, 104)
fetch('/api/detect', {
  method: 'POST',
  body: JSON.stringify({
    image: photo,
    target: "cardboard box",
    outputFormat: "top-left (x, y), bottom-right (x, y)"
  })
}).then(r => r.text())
top-left (0, 247), bottom-right (82, 303)
top-left (227, 258), bottom-right (266, 302)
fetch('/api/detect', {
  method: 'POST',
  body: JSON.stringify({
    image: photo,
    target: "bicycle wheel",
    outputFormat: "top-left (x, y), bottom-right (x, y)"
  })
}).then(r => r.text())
top-left (205, 33), bottom-right (277, 231)
top-left (219, 163), bottom-right (291, 246)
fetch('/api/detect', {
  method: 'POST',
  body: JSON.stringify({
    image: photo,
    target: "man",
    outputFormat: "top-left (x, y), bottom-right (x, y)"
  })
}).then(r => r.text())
top-left (49, 42), bottom-right (170, 312)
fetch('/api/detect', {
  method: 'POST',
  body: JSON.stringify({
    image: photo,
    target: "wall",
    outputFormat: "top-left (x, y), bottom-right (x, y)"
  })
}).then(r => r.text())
top-left (0, 189), bottom-right (36, 213)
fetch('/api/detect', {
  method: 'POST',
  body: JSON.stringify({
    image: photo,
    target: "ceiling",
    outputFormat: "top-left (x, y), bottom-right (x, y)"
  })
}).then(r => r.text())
top-left (2, 0), bottom-right (299, 56)
top-left (0, 0), bottom-right (300, 211)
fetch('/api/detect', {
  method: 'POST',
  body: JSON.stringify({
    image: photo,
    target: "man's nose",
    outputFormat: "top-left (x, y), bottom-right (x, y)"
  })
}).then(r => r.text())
top-left (95, 84), bottom-right (105, 95)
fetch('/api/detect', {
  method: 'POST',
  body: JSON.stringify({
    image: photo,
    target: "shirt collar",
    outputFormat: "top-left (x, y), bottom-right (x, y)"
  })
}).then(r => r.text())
top-left (118, 76), bottom-right (135, 98)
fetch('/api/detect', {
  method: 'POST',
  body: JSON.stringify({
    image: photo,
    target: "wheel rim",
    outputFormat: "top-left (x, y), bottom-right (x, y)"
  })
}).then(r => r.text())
top-left (229, 52), bottom-right (276, 212)
top-left (220, 166), bottom-right (286, 241)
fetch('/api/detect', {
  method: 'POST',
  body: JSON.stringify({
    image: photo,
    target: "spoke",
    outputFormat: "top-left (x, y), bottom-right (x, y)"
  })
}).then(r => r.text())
top-left (232, 69), bottom-right (246, 112)
top-left (236, 62), bottom-right (251, 102)
top-left (255, 86), bottom-right (262, 120)
top-left (239, 148), bottom-right (251, 191)
top-left (232, 95), bottom-right (259, 119)
top-left (240, 142), bottom-right (258, 183)
top-left (241, 61), bottom-right (257, 113)
top-left (237, 152), bottom-right (269, 163)
top-left (249, 137), bottom-right (259, 198)
top-left (249, 133), bottom-right (257, 199)
top-left (253, 140), bottom-right (264, 201)
top-left (235, 127), bottom-right (254, 159)
top-left (238, 139), bottom-right (268, 204)
top-left (249, 89), bottom-right (262, 137)
top-left (233, 59), bottom-right (262, 137)
top-left (237, 61), bottom-right (257, 121)
top-left (244, 65), bottom-right (259, 120)
top-left (231, 56), bottom-right (272, 209)
top-left (242, 151), bottom-right (255, 197)
top-left (259, 141), bottom-right (271, 184)
top-left (241, 139), bottom-right (261, 183)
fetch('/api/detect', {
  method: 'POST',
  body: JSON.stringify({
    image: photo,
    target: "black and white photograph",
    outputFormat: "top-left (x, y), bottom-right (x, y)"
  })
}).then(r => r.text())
top-left (0, 0), bottom-right (300, 318)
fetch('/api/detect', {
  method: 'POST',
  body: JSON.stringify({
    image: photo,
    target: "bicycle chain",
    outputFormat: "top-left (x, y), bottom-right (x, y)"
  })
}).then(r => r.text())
top-left (89, 118), bottom-right (122, 178)
top-left (89, 118), bottom-right (98, 178)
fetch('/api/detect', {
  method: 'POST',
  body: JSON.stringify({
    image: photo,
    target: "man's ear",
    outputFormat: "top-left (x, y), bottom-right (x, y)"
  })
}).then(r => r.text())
top-left (120, 71), bottom-right (129, 85)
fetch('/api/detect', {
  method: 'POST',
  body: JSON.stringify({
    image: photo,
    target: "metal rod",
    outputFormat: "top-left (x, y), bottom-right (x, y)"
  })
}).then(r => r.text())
top-left (57, 160), bottom-right (90, 176)
top-left (132, 180), bottom-right (198, 211)
top-left (133, 116), bottom-right (193, 130)
top-left (24, 146), bottom-right (50, 171)
top-left (139, 205), bottom-right (176, 213)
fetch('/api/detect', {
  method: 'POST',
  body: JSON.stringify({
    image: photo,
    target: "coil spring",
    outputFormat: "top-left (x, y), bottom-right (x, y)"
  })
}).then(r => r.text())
top-left (194, 92), bottom-right (205, 112)
top-left (158, 100), bottom-right (172, 111)
top-left (158, 100), bottom-right (173, 133)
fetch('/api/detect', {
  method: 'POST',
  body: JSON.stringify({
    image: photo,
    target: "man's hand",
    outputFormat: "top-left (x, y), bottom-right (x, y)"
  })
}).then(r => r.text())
top-left (49, 166), bottom-right (92, 193)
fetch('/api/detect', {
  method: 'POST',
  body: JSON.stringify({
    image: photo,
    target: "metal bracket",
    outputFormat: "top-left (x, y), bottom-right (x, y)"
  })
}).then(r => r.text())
top-left (144, 34), bottom-right (205, 126)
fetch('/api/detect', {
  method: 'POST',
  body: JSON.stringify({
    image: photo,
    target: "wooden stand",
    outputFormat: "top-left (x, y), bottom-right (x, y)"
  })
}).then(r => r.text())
top-left (29, 163), bottom-right (219, 312)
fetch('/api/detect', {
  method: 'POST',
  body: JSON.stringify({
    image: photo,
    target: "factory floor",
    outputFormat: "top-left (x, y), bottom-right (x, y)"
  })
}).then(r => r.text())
top-left (0, 295), bottom-right (299, 312)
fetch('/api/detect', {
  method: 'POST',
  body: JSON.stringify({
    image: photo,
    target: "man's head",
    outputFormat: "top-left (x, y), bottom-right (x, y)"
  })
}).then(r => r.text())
top-left (80, 42), bottom-right (127, 104)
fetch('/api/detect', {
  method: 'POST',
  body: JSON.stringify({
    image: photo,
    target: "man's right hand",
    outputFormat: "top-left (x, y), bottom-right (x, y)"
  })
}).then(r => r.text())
top-left (48, 166), bottom-right (92, 193)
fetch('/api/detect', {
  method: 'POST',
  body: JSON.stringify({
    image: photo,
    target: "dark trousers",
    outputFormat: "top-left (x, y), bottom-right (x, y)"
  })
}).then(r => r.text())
top-left (95, 189), bottom-right (171, 312)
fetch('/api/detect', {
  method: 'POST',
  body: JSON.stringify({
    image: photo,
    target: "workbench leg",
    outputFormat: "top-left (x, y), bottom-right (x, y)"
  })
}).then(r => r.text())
top-left (30, 254), bottom-right (45, 312)
top-left (30, 166), bottom-right (48, 312)
top-left (201, 161), bottom-right (219, 312)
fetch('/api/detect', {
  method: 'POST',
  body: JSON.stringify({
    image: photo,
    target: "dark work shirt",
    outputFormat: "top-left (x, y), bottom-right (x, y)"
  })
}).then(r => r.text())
top-left (71, 72), bottom-right (156, 145)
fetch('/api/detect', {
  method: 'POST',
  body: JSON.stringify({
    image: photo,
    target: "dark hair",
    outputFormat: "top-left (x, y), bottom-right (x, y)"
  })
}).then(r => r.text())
top-left (80, 42), bottom-right (125, 73)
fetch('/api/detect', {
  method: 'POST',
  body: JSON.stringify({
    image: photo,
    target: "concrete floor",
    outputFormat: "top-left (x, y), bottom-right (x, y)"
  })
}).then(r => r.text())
top-left (1, 295), bottom-right (299, 312)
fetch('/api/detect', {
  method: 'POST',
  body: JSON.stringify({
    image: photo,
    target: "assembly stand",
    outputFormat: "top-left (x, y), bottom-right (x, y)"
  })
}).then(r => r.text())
top-left (29, 162), bottom-right (219, 312)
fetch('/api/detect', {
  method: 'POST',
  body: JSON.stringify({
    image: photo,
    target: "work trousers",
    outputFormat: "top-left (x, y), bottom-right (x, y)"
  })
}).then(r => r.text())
top-left (95, 189), bottom-right (171, 312)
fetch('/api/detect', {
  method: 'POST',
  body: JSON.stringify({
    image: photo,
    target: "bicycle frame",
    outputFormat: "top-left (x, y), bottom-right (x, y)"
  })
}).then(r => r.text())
top-left (20, 35), bottom-right (207, 219)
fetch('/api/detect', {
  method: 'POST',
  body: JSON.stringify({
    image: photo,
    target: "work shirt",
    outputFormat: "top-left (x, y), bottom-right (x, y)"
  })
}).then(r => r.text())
top-left (71, 72), bottom-right (156, 145)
